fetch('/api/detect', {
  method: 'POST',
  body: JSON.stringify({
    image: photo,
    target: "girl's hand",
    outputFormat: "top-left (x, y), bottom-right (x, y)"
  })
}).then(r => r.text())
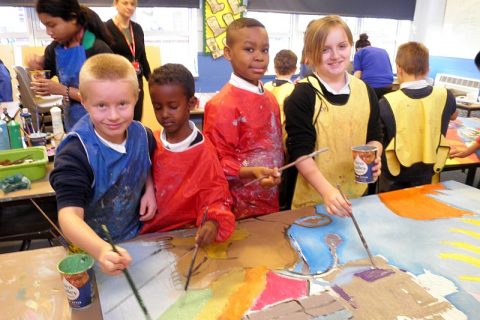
top-left (31, 78), bottom-right (64, 96)
top-left (322, 186), bottom-right (352, 217)
top-left (371, 156), bottom-right (382, 180)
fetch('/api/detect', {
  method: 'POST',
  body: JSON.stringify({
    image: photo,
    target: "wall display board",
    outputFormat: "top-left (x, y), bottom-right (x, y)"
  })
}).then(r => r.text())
top-left (203, 0), bottom-right (246, 59)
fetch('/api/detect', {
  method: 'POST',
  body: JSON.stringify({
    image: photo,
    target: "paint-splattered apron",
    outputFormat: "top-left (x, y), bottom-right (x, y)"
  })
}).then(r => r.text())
top-left (55, 44), bottom-right (87, 131)
top-left (57, 116), bottom-right (151, 242)
top-left (204, 84), bottom-right (284, 219)
top-left (140, 131), bottom-right (235, 242)
top-left (291, 75), bottom-right (370, 209)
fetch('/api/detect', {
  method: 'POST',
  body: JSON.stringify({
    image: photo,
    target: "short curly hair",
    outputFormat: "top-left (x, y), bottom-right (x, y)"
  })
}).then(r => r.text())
top-left (274, 50), bottom-right (297, 75)
top-left (226, 17), bottom-right (265, 47)
top-left (148, 63), bottom-right (195, 99)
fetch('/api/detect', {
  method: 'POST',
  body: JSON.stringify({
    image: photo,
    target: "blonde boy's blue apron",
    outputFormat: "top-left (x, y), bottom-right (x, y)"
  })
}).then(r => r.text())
top-left (55, 42), bottom-right (87, 131)
top-left (58, 115), bottom-right (151, 242)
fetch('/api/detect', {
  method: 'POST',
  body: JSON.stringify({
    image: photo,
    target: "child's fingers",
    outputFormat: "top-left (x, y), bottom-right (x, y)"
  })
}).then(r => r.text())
top-left (138, 200), bottom-right (147, 217)
top-left (140, 206), bottom-right (156, 221)
top-left (196, 222), bottom-right (217, 246)
top-left (116, 247), bottom-right (132, 266)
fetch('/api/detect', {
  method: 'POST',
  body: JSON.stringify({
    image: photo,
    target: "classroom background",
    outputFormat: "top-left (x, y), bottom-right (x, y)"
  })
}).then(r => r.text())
top-left (0, 0), bottom-right (479, 131)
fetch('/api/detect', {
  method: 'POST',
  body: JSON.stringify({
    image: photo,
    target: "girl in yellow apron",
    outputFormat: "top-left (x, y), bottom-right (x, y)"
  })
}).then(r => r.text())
top-left (284, 16), bottom-right (383, 216)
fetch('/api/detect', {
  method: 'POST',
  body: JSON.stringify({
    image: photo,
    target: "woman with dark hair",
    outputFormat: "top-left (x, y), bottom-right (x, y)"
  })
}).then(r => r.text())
top-left (353, 33), bottom-right (394, 99)
top-left (28, 0), bottom-right (113, 131)
top-left (105, 0), bottom-right (151, 122)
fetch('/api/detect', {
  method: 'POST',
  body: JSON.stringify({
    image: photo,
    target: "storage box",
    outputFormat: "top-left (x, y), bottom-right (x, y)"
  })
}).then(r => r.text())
top-left (0, 147), bottom-right (48, 181)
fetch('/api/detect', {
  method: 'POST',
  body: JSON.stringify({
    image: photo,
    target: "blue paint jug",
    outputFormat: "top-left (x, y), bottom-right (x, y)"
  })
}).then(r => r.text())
top-left (0, 119), bottom-right (10, 150)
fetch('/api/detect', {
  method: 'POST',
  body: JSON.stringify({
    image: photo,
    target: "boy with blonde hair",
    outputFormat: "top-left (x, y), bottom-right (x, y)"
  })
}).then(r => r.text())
top-left (50, 53), bottom-right (157, 275)
top-left (379, 42), bottom-right (457, 191)
top-left (203, 18), bottom-right (284, 219)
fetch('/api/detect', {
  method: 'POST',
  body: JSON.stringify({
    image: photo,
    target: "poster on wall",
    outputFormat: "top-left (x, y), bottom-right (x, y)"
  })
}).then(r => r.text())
top-left (204, 0), bottom-right (246, 59)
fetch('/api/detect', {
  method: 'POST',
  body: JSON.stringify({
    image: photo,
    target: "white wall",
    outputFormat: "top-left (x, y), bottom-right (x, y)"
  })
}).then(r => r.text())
top-left (412, 0), bottom-right (480, 59)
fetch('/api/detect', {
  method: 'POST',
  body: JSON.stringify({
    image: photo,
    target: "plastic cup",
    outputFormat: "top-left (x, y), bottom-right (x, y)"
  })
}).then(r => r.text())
top-left (57, 253), bottom-right (95, 309)
top-left (352, 145), bottom-right (377, 184)
top-left (28, 132), bottom-right (47, 146)
top-left (29, 70), bottom-right (51, 81)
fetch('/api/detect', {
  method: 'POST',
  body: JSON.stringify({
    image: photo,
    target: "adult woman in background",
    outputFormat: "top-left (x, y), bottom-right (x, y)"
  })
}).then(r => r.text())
top-left (105, 0), bottom-right (151, 122)
top-left (353, 33), bottom-right (394, 99)
top-left (28, 0), bottom-right (113, 131)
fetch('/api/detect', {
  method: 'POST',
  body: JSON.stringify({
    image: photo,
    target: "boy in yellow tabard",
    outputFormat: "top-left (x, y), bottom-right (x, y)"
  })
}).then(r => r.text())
top-left (379, 42), bottom-right (457, 192)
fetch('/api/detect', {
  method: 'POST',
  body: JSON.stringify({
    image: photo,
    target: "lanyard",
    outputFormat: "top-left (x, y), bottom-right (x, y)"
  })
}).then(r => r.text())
top-left (115, 19), bottom-right (136, 60)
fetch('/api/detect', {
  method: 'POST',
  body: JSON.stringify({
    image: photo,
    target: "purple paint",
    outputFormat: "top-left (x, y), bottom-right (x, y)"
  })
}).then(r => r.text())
top-left (331, 285), bottom-right (357, 309)
top-left (354, 268), bottom-right (395, 282)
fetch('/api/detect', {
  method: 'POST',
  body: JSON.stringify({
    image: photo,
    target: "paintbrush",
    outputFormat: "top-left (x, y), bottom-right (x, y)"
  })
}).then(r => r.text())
top-left (336, 185), bottom-right (376, 268)
top-left (244, 147), bottom-right (329, 187)
top-left (101, 224), bottom-right (152, 320)
top-left (184, 206), bottom-right (209, 291)
top-left (30, 199), bottom-right (74, 253)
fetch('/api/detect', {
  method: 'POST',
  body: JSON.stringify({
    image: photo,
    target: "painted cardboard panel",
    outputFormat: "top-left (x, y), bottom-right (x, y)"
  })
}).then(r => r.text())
top-left (96, 180), bottom-right (480, 319)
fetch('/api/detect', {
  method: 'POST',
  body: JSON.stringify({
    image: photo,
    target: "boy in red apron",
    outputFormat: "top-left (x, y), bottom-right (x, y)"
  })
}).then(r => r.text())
top-left (204, 18), bottom-right (284, 219)
top-left (141, 63), bottom-right (235, 245)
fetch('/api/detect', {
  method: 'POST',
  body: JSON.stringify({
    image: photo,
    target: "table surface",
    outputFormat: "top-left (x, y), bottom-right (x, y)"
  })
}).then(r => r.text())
top-left (0, 162), bottom-right (54, 202)
top-left (3, 181), bottom-right (479, 319)
top-left (446, 116), bottom-right (480, 167)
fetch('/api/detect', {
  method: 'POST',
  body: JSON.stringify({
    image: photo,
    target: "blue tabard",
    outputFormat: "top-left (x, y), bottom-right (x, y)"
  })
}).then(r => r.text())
top-left (55, 40), bottom-right (87, 131)
top-left (57, 115), bottom-right (151, 242)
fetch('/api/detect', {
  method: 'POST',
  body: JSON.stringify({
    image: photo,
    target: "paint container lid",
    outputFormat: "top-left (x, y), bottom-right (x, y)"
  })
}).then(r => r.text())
top-left (58, 254), bottom-right (94, 275)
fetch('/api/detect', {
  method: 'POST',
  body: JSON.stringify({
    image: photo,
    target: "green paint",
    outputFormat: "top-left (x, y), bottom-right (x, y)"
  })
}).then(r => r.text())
top-left (58, 254), bottom-right (94, 274)
top-left (158, 288), bottom-right (212, 320)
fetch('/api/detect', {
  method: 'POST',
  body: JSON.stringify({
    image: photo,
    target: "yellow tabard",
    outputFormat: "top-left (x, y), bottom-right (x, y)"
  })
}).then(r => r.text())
top-left (383, 87), bottom-right (450, 176)
top-left (291, 75), bottom-right (370, 209)
top-left (264, 81), bottom-right (295, 124)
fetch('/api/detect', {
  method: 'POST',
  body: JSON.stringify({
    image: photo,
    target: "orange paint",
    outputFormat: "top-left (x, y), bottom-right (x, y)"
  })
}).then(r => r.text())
top-left (378, 183), bottom-right (474, 220)
top-left (219, 266), bottom-right (268, 320)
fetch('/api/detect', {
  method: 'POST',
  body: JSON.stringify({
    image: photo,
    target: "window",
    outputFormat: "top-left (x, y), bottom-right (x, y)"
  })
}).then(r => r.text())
top-left (92, 7), bottom-right (198, 75)
top-left (135, 7), bottom-right (198, 75)
top-left (0, 7), bottom-right (31, 45)
top-left (246, 11), bottom-right (295, 74)
top-left (359, 18), bottom-right (411, 71)
top-left (245, 11), bottom-right (411, 75)
top-left (0, 6), bottom-right (198, 76)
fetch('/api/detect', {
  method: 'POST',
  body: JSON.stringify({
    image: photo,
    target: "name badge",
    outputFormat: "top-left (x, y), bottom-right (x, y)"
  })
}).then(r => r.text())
top-left (132, 60), bottom-right (141, 75)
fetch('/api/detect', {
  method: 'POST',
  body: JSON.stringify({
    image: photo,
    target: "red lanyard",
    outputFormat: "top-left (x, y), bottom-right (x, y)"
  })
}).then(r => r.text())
top-left (115, 19), bottom-right (136, 59)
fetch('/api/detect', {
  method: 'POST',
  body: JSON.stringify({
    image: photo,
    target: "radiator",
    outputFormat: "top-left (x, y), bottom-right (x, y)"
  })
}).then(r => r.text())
top-left (434, 73), bottom-right (480, 102)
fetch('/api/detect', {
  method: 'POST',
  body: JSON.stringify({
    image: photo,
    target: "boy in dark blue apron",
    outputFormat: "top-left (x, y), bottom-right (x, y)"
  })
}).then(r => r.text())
top-left (50, 54), bottom-right (157, 276)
